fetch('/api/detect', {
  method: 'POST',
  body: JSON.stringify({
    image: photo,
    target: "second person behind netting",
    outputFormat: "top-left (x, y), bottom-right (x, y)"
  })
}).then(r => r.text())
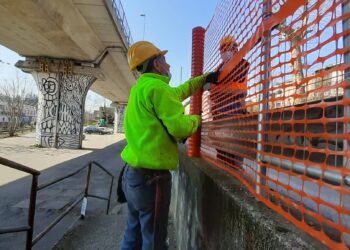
top-left (208, 35), bottom-right (251, 169)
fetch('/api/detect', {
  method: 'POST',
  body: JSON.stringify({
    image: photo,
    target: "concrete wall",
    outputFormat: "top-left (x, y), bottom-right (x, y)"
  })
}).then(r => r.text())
top-left (170, 145), bottom-right (327, 250)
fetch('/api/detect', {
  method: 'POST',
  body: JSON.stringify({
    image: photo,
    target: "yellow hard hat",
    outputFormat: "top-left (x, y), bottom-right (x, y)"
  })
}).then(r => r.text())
top-left (127, 41), bottom-right (168, 71)
top-left (220, 35), bottom-right (238, 48)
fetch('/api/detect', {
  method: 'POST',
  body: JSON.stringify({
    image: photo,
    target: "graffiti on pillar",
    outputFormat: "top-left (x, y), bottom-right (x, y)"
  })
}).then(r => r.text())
top-left (57, 74), bottom-right (94, 148)
top-left (115, 104), bottom-right (126, 133)
top-left (35, 72), bottom-right (95, 148)
top-left (36, 75), bottom-right (59, 147)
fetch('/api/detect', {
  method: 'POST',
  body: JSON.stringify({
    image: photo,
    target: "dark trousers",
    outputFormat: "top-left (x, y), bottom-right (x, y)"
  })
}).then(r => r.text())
top-left (121, 166), bottom-right (172, 250)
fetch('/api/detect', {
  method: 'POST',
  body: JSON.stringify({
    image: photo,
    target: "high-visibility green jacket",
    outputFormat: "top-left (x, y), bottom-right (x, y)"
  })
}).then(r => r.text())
top-left (121, 73), bottom-right (207, 170)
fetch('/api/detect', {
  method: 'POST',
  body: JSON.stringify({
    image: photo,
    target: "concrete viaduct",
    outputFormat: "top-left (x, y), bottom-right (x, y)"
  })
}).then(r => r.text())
top-left (0, 0), bottom-right (135, 148)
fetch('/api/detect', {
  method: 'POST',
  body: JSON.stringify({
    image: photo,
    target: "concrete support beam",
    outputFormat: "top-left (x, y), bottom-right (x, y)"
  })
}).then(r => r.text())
top-left (17, 58), bottom-right (97, 149)
top-left (113, 103), bottom-right (126, 134)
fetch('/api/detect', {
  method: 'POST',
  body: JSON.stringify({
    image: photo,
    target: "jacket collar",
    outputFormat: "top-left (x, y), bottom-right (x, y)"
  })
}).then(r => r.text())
top-left (140, 73), bottom-right (170, 85)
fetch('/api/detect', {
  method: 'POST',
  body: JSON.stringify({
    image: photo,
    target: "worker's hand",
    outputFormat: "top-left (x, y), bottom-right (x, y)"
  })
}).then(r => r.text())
top-left (196, 115), bottom-right (202, 128)
top-left (191, 114), bottom-right (201, 129)
top-left (205, 71), bottom-right (220, 84)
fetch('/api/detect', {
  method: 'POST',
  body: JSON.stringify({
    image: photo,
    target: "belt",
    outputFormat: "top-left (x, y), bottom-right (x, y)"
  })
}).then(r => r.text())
top-left (127, 165), bottom-right (170, 176)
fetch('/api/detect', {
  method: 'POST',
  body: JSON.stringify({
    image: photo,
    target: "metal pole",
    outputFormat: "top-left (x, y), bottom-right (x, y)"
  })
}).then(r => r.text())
top-left (141, 14), bottom-right (146, 40)
top-left (80, 162), bottom-right (92, 219)
top-left (26, 174), bottom-right (39, 250)
top-left (180, 66), bottom-right (183, 83)
top-left (106, 177), bottom-right (114, 215)
top-left (256, 0), bottom-right (272, 194)
top-left (84, 162), bottom-right (92, 195)
top-left (342, 0), bottom-right (350, 170)
top-left (32, 194), bottom-right (84, 245)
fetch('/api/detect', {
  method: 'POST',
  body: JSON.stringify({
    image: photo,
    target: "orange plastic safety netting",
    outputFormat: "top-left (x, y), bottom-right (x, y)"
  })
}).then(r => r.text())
top-left (198, 0), bottom-right (350, 248)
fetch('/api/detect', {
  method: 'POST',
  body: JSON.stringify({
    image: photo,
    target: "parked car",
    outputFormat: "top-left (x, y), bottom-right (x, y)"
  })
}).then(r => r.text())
top-left (84, 126), bottom-right (109, 135)
top-left (99, 127), bottom-right (113, 134)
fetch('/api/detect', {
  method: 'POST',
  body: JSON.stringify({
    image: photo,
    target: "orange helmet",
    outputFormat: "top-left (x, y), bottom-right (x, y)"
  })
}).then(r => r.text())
top-left (220, 35), bottom-right (238, 50)
top-left (127, 41), bottom-right (167, 71)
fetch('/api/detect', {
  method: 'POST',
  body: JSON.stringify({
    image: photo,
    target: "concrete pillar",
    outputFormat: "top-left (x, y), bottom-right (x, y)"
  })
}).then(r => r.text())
top-left (16, 58), bottom-right (103, 149)
top-left (34, 72), bottom-right (95, 148)
top-left (114, 103), bottom-right (126, 133)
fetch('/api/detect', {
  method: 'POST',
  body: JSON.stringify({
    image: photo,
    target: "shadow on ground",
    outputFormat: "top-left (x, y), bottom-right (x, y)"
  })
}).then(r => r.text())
top-left (0, 139), bottom-right (126, 250)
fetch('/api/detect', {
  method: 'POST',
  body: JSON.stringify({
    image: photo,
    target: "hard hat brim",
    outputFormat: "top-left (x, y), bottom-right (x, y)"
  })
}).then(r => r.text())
top-left (160, 50), bottom-right (168, 56)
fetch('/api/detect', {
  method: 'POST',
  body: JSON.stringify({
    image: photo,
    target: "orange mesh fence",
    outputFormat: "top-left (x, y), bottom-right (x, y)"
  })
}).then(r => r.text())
top-left (198, 0), bottom-right (350, 248)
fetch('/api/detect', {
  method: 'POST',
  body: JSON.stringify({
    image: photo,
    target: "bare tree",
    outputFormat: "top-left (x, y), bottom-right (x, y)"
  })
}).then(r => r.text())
top-left (277, 2), bottom-right (310, 104)
top-left (276, 0), bottom-right (334, 104)
top-left (0, 74), bottom-right (30, 136)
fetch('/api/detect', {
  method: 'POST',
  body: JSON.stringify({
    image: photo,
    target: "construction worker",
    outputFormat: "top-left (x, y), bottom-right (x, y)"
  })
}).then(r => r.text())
top-left (209, 35), bottom-right (250, 167)
top-left (120, 41), bottom-right (219, 250)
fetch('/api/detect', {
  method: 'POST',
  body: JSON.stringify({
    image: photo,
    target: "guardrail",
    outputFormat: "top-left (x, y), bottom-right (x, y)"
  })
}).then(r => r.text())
top-left (111, 0), bottom-right (133, 46)
top-left (0, 157), bottom-right (39, 250)
top-left (0, 158), bottom-right (115, 250)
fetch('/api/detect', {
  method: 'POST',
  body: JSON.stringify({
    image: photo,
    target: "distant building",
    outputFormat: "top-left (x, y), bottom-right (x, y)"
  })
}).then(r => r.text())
top-left (99, 107), bottom-right (115, 125)
top-left (21, 104), bottom-right (37, 126)
top-left (307, 65), bottom-right (344, 101)
top-left (84, 106), bottom-right (115, 125)
top-left (93, 110), bottom-right (100, 120)
top-left (0, 100), bottom-right (37, 128)
top-left (84, 111), bottom-right (95, 123)
top-left (267, 65), bottom-right (344, 110)
top-left (0, 101), bottom-right (9, 129)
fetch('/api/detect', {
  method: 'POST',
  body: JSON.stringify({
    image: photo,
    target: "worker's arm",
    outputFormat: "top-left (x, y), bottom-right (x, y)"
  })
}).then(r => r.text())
top-left (172, 73), bottom-right (208, 102)
top-left (152, 84), bottom-right (201, 139)
top-left (172, 72), bottom-right (220, 102)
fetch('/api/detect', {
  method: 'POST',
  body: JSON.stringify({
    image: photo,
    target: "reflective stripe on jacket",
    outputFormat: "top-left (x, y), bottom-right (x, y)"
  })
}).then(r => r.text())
top-left (121, 73), bottom-right (207, 170)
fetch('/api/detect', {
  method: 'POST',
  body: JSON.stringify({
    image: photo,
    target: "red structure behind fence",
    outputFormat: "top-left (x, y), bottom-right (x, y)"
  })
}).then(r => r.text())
top-left (190, 0), bottom-right (350, 248)
top-left (188, 27), bottom-right (205, 157)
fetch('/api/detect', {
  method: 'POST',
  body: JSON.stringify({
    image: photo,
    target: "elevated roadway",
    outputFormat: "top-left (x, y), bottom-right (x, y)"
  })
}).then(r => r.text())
top-left (0, 0), bottom-right (135, 148)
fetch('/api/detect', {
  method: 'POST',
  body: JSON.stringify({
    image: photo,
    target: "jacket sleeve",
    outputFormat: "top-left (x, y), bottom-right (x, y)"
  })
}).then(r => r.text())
top-left (152, 84), bottom-right (201, 139)
top-left (172, 73), bottom-right (209, 102)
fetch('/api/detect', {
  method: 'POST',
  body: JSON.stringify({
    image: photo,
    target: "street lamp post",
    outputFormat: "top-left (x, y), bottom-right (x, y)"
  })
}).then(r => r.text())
top-left (140, 14), bottom-right (146, 40)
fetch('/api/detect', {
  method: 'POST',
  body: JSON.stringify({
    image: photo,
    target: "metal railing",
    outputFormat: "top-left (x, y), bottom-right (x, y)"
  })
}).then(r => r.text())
top-left (0, 158), bottom-right (115, 250)
top-left (0, 157), bottom-right (40, 250)
top-left (111, 0), bottom-right (133, 46)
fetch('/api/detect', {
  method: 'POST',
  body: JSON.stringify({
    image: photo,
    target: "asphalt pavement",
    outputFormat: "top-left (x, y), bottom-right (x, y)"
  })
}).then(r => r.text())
top-left (0, 133), bottom-right (127, 250)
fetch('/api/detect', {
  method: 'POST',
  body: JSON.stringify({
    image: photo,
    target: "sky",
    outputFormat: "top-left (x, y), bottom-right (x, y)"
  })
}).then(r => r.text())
top-left (0, 0), bottom-right (218, 111)
top-left (121, 0), bottom-right (218, 86)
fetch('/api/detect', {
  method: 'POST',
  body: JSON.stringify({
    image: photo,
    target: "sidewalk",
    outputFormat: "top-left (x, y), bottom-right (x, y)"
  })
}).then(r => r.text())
top-left (54, 204), bottom-right (177, 250)
top-left (53, 204), bottom-right (128, 250)
top-left (0, 132), bottom-right (125, 185)
top-left (0, 133), bottom-right (176, 249)
top-left (0, 132), bottom-right (127, 249)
